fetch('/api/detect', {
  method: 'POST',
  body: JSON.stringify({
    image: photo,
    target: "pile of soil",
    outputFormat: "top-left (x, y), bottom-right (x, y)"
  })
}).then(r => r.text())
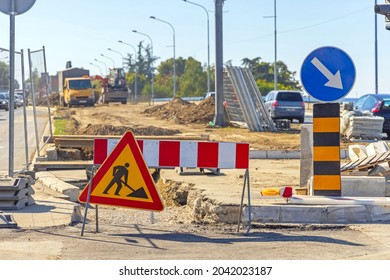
top-left (74, 124), bottom-right (181, 136)
top-left (143, 97), bottom-right (215, 124)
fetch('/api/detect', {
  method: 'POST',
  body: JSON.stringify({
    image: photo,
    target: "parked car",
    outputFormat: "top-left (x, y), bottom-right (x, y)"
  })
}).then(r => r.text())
top-left (264, 90), bottom-right (305, 123)
top-left (2, 92), bottom-right (17, 109)
top-left (14, 93), bottom-right (24, 107)
top-left (203, 91), bottom-right (215, 99)
top-left (353, 93), bottom-right (390, 137)
top-left (0, 92), bottom-right (9, 111)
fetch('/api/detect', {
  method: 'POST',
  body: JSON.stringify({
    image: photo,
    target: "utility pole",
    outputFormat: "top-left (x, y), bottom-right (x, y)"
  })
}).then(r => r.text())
top-left (214, 0), bottom-right (226, 127)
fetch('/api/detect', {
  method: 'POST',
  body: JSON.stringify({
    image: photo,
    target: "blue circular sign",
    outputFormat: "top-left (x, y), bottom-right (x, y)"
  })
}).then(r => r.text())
top-left (300, 46), bottom-right (356, 102)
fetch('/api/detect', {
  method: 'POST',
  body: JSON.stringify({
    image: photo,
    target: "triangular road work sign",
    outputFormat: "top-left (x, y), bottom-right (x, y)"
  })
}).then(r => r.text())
top-left (79, 131), bottom-right (164, 211)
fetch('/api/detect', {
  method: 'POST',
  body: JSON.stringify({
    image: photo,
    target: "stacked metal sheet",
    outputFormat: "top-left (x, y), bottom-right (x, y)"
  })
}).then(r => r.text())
top-left (224, 66), bottom-right (277, 132)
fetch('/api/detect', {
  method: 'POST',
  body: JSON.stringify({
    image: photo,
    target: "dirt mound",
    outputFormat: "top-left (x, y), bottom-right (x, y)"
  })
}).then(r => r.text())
top-left (143, 97), bottom-right (215, 124)
top-left (75, 124), bottom-right (181, 136)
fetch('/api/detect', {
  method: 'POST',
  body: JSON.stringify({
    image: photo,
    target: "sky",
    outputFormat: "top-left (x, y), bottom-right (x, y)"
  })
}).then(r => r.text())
top-left (0, 0), bottom-right (389, 98)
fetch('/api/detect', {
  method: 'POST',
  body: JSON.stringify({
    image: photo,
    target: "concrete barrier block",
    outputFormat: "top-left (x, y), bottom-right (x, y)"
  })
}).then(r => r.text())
top-left (341, 176), bottom-right (386, 197)
top-left (0, 211), bottom-right (17, 228)
top-left (46, 146), bottom-right (58, 161)
top-left (0, 197), bottom-right (32, 210)
top-left (0, 188), bottom-right (30, 201)
top-left (0, 177), bottom-right (30, 191)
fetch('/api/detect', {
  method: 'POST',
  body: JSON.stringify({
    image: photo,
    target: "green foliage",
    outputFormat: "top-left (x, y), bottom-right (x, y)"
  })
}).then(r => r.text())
top-left (0, 61), bottom-right (9, 91)
top-left (179, 57), bottom-right (209, 97)
top-left (0, 61), bottom-right (20, 91)
top-left (256, 79), bottom-right (274, 96)
top-left (242, 57), bottom-right (301, 95)
top-left (123, 47), bottom-right (299, 99)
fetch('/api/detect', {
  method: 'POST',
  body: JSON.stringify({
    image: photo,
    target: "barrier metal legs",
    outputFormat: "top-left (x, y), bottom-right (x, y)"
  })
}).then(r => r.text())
top-left (237, 169), bottom-right (251, 235)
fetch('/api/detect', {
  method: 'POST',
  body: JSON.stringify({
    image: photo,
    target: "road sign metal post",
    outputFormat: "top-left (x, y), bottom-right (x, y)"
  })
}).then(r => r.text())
top-left (0, 0), bottom-right (36, 176)
top-left (81, 165), bottom-right (96, 236)
top-left (237, 169), bottom-right (251, 235)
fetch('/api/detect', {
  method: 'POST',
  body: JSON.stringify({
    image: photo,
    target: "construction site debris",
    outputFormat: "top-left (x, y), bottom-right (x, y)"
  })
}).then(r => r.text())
top-left (75, 124), bottom-right (181, 136)
top-left (341, 141), bottom-right (390, 174)
top-left (143, 97), bottom-right (215, 125)
top-left (341, 110), bottom-right (384, 140)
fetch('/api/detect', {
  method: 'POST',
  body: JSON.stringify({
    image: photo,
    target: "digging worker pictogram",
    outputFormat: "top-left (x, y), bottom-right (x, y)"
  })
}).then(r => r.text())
top-left (103, 163), bottom-right (134, 196)
top-left (102, 162), bottom-right (148, 199)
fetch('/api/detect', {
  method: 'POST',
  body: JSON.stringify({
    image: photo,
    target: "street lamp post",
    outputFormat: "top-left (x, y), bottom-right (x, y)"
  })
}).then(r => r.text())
top-left (375, 0), bottom-right (379, 94)
top-left (100, 53), bottom-right (115, 69)
top-left (90, 62), bottom-right (103, 76)
top-left (94, 58), bottom-right (108, 76)
top-left (264, 0), bottom-right (277, 90)
top-left (118, 40), bottom-right (138, 103)
top-left (183, 0), bottom-right (210, 93)
top-left (150, 16), bottom-right (176, 98)
top-left (107, 48), bottom-right (125, 68)
top-left (133, 29), bottom-right (155, 104)
top-left (273, 0), bottom-right (277, 90)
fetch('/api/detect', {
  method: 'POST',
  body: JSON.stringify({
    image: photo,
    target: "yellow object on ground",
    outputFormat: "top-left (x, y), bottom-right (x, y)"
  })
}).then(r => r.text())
top-left (260, 188), bottom-right (280, 196)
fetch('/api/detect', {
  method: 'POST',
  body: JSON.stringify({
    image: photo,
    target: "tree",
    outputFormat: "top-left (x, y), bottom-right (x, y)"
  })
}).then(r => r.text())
top-left (0, 61), bottom-right (10, 91)
top-left (177, 57), bottom-right (207, 97)
top-left (0, 61), bottom-right (20, 91)
top-left (241, 57), bottom-right (301, 95)
top-left (123, 41), bottom-right (160, 101)
top-left (154, 57), bottom-right (186, 98)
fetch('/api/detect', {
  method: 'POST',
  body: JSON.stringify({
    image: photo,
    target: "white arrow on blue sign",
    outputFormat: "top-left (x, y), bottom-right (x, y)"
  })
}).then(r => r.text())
top-left (300, 46), bottom-right (356, 102)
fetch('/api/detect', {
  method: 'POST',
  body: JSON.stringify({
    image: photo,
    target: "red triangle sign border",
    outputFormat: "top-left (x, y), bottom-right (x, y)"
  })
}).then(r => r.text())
top-left (78, 131), bottom-right (164, 211)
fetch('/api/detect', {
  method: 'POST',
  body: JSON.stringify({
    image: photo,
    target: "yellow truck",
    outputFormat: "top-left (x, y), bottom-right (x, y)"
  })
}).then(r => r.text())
top-left (58, 68), bottom-right (95, 107)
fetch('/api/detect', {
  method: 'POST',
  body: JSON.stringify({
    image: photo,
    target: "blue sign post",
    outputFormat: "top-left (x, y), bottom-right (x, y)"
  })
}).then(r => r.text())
top-left (301, 46), bottom-right (356, 102)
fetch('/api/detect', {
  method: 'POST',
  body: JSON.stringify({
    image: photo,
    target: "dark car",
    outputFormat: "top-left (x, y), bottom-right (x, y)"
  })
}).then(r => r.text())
top-left (264, 90), bottom-right (305, 123)
top-left (353, 93), bottom-right (390, 137)
top-left (0, 92), bottom-right (9, 111)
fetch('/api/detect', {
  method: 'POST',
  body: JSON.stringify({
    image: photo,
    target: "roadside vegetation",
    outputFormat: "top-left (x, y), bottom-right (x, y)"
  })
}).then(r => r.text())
top-left (52, 108), bottom-right (78, 135)
top-left (123, 41), bottom-right (301, 100)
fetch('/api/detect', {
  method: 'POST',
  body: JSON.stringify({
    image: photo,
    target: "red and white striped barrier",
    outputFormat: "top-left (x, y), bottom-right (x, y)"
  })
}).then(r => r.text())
top-left (94, 138), bottom-right (249, 169)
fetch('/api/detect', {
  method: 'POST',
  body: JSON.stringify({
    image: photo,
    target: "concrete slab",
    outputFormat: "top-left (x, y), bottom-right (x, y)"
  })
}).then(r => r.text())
top-left (341, 176), bottom-right (386, 197)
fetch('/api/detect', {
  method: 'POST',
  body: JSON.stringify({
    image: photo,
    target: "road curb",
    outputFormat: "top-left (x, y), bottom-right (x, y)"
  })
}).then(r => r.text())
top-left (250, 149), bottom-right (349, 159)
top-left (35, 171), bottom-right (80, 202)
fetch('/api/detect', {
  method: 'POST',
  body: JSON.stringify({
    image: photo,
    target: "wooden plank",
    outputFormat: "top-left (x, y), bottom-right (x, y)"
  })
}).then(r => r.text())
top-left (341, 150), bottom-right (390, 172)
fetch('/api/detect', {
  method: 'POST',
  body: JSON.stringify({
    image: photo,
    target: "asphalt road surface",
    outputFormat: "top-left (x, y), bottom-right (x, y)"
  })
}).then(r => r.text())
top-left (0, 106), bottom-right (49, 175)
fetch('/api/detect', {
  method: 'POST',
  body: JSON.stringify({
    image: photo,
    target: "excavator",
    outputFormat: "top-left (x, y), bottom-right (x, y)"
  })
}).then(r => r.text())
top-left (91, 68), bottom-right (128, 104)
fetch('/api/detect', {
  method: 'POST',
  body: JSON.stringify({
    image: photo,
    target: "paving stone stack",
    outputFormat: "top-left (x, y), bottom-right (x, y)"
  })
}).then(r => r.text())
top-left (0, 176), bottom-right (35, 210)
top-left (341, 110), bottom-right (384, 140)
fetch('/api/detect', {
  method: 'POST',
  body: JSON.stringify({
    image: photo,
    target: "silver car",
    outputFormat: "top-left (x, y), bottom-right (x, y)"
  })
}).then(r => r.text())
top-left (264, 90), bottom-right (305, 123)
